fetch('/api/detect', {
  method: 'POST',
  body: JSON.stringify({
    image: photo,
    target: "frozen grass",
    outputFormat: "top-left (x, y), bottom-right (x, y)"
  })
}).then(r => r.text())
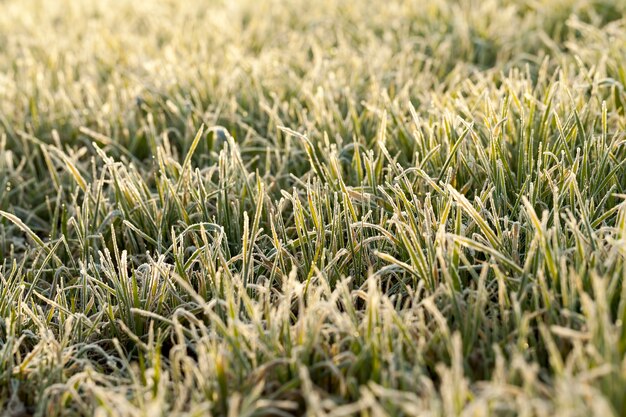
top-left (1, 0), bottom-right (626, 415)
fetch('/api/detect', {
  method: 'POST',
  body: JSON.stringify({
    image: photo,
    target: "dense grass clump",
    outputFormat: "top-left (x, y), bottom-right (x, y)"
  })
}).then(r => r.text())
top-left (1, 0), bottom-right (626, 415)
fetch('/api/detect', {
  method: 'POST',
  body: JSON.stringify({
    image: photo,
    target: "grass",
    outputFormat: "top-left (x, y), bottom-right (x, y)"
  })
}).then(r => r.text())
top-left (0, 0), bottom-right (626, 415)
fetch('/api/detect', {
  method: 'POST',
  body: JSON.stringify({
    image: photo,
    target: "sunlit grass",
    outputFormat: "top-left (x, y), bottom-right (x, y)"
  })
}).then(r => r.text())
top-left (1, 0), bottom-right (626, 415)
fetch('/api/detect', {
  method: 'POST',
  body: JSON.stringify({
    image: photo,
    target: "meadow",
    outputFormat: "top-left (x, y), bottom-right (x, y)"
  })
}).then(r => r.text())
top-left (1, 0), bottom-right (626, 415)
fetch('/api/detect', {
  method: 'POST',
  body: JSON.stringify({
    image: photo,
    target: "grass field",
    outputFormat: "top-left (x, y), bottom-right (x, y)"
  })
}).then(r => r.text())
top-left (1, 0), bottom-right (626, 415)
